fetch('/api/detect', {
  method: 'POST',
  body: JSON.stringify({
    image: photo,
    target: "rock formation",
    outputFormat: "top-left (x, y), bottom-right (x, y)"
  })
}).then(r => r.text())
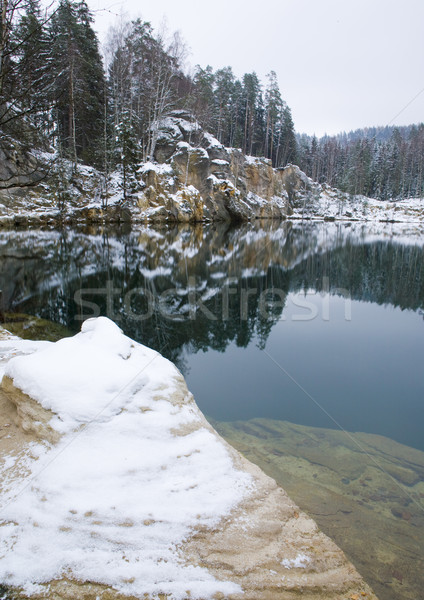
top-left (0, 318), bottom-right (377, 599)
top-left (137, 111), bottom-right (292, 223)
top-left (0, 112), bottom-right (422, 226)
top-left (0, 137), bottom-right (49, 190)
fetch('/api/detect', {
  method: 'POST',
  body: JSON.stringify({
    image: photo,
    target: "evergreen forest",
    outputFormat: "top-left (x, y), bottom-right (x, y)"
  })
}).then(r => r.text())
top-left (1, 0), bottom-right (423, 200)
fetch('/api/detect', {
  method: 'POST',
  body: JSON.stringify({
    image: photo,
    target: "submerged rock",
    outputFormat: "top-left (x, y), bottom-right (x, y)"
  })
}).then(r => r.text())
top-left (216, 418), bottom-right (424, 600)
top-left (1, 313), bottom-right (71, 342)
top-left (0, 319), bottom-right (378, 599)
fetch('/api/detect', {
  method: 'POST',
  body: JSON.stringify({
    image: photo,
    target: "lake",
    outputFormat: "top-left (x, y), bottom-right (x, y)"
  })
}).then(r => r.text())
top-left (1, 220), bottom-right (423, 600)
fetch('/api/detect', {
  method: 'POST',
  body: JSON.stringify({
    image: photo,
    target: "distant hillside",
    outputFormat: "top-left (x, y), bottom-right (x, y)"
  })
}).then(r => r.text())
top-left (296, 123), bottom-right (424, 200)
top-left (323, 124), bottom-right (418, 144)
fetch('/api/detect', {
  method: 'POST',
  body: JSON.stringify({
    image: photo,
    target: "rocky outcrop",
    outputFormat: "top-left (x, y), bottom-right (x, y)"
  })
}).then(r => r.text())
top-left (137, 112), bottom-right (292, 222)
top-left (1, 112), bottom-right (421, 226)
top-left (0, 137), bottom-right (49, 190)
top-left (0, 319), bottom-right (378, 600)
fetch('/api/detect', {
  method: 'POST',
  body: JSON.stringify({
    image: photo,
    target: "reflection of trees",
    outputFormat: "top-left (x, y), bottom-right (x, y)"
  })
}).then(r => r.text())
top-left (290, 240), bottom-right (424, 312)
top-left (1, 222), bottom-right (424, 372)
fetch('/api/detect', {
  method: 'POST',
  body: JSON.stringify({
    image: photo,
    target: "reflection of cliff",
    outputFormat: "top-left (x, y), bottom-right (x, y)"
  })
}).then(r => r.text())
top-left (1, 222), bottom-right (424, 369)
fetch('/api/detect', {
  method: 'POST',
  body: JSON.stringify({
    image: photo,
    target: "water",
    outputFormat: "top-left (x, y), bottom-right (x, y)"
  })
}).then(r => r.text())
top-left (186, 296), bottom-right (424, 450)
top-left (1, 220), bottom-right (423, 599)
top-left (1, 221), bottom-right (423, 450)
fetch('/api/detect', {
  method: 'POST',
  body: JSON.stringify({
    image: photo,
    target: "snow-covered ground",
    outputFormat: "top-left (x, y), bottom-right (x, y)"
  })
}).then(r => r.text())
top-left (290, 174), bottom-right (424, 224)
top-left (0, 318), bottom-right (252, 598)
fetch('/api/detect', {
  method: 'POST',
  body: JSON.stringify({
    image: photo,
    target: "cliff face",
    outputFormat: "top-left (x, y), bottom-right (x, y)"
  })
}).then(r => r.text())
top-left (138, 112), bottom-right (293, 222)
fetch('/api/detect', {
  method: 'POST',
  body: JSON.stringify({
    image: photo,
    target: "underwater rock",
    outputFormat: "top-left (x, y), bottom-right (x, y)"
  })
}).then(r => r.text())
top-left (216, 417), bottom-right (424, 600)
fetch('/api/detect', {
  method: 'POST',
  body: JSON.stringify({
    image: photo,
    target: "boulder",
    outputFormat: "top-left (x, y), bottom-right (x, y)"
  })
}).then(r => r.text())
top-left (0, 138), bottom-right (49, 189)
top-left (0, 319), bottom-right (378, 600)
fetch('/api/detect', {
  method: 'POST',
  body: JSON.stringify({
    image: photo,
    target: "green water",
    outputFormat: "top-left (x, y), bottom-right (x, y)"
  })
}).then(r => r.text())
top-left (1, 220), bottom-right (423, 599)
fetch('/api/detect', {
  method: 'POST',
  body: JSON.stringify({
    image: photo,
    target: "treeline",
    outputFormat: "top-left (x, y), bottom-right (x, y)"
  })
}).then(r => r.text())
top-left (189, 67), bottom-right (297, 167)
top-left (0, 0), bottom-right (297, 191)
top-left (0, 0), bottom-right (105, 166)
top-left (1, 0), bottom-right (422, 202)
top-left (297, 125), bottom-right (424, 200)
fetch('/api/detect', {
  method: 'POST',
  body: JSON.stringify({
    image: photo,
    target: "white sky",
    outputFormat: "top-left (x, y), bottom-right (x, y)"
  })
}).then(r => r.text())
top-left (87, 0), bottom-right (424, 136)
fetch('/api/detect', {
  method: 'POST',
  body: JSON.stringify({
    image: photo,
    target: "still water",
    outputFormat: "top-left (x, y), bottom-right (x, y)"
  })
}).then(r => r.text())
top-left (1, 221), bottom-right (423, 450)
top-left (1, 220), bottom-right (423, 600)
top-left (186, 296), bottom-right (424, 450)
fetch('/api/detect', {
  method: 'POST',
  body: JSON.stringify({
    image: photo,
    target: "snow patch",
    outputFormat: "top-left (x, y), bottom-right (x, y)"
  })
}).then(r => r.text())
top-left (281, 553), bottom-right (311, 569)
top-left (0, 317), bottom-right (252, 598)
top-left (139, 161), bottom-right (174, 176)
top-left (203, 131), bottom-right (223, 149)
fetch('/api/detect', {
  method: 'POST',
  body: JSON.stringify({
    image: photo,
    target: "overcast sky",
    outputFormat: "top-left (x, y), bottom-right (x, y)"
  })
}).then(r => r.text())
top-left (87, 0), bottom-right (424, 137)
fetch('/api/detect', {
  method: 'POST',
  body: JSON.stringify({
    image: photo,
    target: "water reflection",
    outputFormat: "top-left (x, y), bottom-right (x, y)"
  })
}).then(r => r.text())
top-left (1, 220), bottom-right (424, 449)
top-left (1, 221), bottom-right (424, 364)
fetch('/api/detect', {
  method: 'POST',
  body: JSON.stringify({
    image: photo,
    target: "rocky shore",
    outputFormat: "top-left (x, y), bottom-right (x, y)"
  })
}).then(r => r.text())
top-left (0, 113), bottom-right (422, 228)
top-left (0, 318), bottom-right (377, 599)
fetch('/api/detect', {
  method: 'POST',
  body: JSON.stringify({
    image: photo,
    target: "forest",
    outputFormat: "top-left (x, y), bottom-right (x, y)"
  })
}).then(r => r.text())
top-left (1, 0), bottom-right (423, 201)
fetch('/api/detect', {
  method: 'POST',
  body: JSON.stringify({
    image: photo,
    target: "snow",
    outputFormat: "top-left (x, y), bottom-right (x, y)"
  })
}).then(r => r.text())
top-left (207, 174), bottom-right (236, 191)
top-left (245, 155), bottom-right (261, 165)
top-left (281, 553), bottom-right (311, 569)
top-left (154, 117), bottom-right (183, 140)
top-left (178, 119), bottom-right (201, 134)
top-left (0, 317), bottom-right (252, 598)
top-left (138, 266), bottom-right (173, 278)
top-left (139, 161), bottom-right (174, 176)
top-left (289, 173), bottom-right (424, 225)
top-left (175, 141), bottom-right (191, 153)
top-left (0, 338), bottom-right (49, 382)
top-left (202, 131), bottom-right (223, 149)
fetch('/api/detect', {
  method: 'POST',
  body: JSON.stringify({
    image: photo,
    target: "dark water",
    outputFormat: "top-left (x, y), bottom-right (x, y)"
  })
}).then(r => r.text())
top-left (1, 221), bottom-right (424, 451)
top-left (186, 296), bottom-right (424, 451)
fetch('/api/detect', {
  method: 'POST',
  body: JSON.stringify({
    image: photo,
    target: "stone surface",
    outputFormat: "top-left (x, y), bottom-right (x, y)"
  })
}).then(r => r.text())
top-left (0, 324), bottom-right (378, 600)
top-left (0, 115), bottom-right (423, 227)
top-left (138, 117), bottom-right (292, 223)
top-left (0, 138), bottom-right (48, 190)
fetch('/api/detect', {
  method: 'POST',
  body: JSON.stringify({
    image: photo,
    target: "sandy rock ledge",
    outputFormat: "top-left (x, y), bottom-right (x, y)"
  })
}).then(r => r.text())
top-left (0, 318), bottom-right (377, 600)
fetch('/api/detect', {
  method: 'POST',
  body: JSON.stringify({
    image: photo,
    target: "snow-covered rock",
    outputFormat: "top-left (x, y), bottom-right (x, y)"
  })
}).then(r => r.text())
top-left (0, 318), bottom-right (378, 599)
top-left (0, 115), bottom-right (422, 227)
top-left (137, 116), bottom-right (292, 223)
top-left (139, 117), bottom-right (423, 225)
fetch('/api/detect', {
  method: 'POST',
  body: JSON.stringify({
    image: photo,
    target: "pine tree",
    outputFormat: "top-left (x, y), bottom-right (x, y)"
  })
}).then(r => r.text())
top-left (190, 65), bottom-right (215, 130)
top-left (264, 71), bottom-right (283, 164)
top-left (49, 0), bottom-right (105, 166)
top-left (242, 72), bottom-right (263, 155)
top-left (115, 109), bottom-right (140, 200)
top-left (12, 0), bottom-right (50, 133)
top-left (278, 105), bottom-right (297, 167)
top-left (0, 0), bottom-right (33, 133)
top-left (213, 66), bottom-right (235, 145)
